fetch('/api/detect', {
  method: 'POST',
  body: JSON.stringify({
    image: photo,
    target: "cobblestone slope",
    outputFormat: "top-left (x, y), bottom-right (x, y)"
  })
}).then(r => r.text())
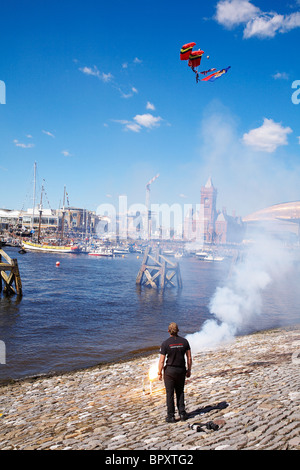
top-left (0, 326), bottom-right (299, 450)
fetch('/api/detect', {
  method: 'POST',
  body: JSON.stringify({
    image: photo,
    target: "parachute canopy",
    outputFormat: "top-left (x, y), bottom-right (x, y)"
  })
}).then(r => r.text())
top-left (180, 42), bottom-right (196, 61)
top-left (188, 50), bottom-right (204, 68)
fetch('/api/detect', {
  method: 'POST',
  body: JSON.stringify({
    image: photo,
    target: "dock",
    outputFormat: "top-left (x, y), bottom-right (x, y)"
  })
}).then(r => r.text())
top-left (136, 247), bottom-right (182, 290)
top-left (0, 246), bottom-right (22, 296)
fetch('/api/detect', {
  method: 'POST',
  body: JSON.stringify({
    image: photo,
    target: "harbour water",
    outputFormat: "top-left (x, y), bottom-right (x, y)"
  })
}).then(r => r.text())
top-left (0, 246), bottom-right (299, 382)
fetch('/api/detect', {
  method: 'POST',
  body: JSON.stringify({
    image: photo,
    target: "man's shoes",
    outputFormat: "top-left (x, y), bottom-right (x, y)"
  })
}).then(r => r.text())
top-left (180, 412), bottom-right (188, 421)
top-left (165, 416), bottom-right (176, 423)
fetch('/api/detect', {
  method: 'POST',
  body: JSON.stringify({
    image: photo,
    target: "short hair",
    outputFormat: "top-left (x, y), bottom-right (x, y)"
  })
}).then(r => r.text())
top-left (168, 322), bottom-right (179, 336)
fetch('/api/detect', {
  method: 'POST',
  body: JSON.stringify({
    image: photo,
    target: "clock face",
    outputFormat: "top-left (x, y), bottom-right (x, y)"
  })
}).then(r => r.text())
top-left (204, 198), bottom-right (210, 207)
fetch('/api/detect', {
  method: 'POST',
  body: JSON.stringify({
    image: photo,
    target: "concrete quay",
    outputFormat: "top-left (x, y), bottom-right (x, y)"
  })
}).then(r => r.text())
top-left (0, 326), bottom-right (299, 451)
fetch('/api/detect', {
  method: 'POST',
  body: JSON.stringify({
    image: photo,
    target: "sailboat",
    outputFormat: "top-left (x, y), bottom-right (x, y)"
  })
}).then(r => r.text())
top-left (22, 241), bottom-right (81, 253)
top-left (22, 173), bottom-right (80, 253)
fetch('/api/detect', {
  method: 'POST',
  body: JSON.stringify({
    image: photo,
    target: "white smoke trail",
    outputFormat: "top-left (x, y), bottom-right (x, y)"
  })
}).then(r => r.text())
top-left (186, 233), bottom-right (294, 353)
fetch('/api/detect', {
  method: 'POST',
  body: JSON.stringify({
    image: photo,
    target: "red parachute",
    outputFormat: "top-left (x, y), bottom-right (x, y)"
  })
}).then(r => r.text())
top-left (180, 41), bottom-right (230, 83)
top-left (180, 42), bottom-right (196, 61)
top-left (188, 50), bottom-right (204, 68)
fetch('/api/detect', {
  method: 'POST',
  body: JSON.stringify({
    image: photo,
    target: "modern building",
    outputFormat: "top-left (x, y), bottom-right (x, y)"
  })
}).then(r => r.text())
top-left (243, 201), bottom-right (300, 242)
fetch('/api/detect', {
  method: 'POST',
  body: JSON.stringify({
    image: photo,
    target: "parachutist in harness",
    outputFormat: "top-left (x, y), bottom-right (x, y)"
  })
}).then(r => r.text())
top-left (191, 67), bottom-right (200, 83)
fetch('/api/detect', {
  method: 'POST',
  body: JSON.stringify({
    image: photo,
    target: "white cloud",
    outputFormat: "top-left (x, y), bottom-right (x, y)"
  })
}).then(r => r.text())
top-left (112, 113), bottom-right (163, 133)
top-left (215, 0), bottom-right (260, 28)
top-left (79, 65), bottom-right (113, 82)
top-left (242, 118), bottom-right (292, 152)
top-left (42, 129), bottom-right (55, 138)
top-left (272, 72), bottom-right (289, 80)
top-left (244, 13), bottom-right (282, 38)
top-left (122, 57), bottom-right (142, 69)
top-left (61, 150), bottom-right (73, 157)
top-left (102, 72), bottom-right (113, 83)
top-left (244, 12), bottom-right (300, 38)
top-left (118, 86), bottom-right (138, 99)
top-left (111, 118), bottom-right (140, 131)
top-left (79, 66), bottom-right (99, 77)
top-left (13, 139), bottom-right (34, 149)
top-left (146, 101), bottom-right (155, 110)
top-left (284, 10), bottom-right (300, 29)
top-left (133, 113), bottom-right (162, 129)
top-left (79, 61), bottom-right (140, 99)
top-left (215, 0), bottom-right (300, 38)
top-left (125, 122), bottom-right (142, 132)
top-left (119, 91), bottom-right (133, 99)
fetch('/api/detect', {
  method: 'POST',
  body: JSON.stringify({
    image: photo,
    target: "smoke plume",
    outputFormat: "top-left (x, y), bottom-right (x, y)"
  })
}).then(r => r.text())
top-left (185, 233), bottom-right (294, 353)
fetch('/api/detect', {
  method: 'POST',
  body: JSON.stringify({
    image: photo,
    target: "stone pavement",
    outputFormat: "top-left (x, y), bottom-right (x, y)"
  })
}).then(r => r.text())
top-left (0, 326), bottom-right (299, 450)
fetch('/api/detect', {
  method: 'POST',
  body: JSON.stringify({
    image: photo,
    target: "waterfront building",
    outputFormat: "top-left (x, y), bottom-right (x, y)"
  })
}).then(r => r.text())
top-left (0, 206), bottom-right (101, 235)
top-left (243, 201), bottom-right (300, 243)
top-left (183, 177), bottom-right (245, 245)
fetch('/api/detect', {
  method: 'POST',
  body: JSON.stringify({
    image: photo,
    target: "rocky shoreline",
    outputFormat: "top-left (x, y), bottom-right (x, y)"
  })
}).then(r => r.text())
top-left (0, 326), bottom-right (299, 451)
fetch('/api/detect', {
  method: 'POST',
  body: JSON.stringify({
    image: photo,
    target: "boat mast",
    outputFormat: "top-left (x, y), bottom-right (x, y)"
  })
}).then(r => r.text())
top-left (61, 186), bottom-right (66, 241)
top-left (37, 182), bottom-right (44, 244)
top-left (31, 161), bottom-right (37, 231)
top-left (85, 209), bottom-right (88, 245)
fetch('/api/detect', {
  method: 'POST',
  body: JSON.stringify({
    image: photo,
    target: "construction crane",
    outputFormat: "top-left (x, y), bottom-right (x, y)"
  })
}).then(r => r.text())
top-left (145, 174), bottom-right (159, 239)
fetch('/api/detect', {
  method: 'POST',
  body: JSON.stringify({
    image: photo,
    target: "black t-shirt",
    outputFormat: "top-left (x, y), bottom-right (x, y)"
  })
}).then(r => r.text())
top-left (160, 335), bottom-right (190, 369)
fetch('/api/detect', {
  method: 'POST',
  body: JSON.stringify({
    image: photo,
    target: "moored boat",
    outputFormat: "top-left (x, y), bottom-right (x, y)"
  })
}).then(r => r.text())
top-left (22, 241), bottom-right (81, 253)
top-left (88, 247), bottom-right (113, 257)
top-left (195, 251), bottom-right (209, 260)
top-left (112, 246), bottom-right (130, 255)
top-left (195, 251), bottom-right (224, 261)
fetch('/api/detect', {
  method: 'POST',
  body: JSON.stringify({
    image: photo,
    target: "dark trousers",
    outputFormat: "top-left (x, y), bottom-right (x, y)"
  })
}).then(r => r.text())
top-left (164, 366), bottom-right (186, 418)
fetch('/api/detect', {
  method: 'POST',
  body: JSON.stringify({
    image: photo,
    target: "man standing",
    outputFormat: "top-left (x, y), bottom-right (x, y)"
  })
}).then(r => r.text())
top-left (158, 322), bottom-right (192, 423)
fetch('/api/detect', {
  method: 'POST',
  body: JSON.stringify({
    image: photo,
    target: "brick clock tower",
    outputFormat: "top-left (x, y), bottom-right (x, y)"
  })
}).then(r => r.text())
top-left (200, 177), bottom-right (217, 243)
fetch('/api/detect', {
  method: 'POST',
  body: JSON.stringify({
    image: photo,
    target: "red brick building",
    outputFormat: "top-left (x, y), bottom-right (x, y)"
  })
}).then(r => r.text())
top-left (200, 177), bottom-right (245, 244)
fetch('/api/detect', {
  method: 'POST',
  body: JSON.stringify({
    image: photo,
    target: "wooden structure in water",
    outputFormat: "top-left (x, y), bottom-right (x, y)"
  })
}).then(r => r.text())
top-left (136, 247), bottom-right (182, 290)
top-left (227, 249), bottom-right (243, 279)
top-left (0, 246), bottom-right (22, 296)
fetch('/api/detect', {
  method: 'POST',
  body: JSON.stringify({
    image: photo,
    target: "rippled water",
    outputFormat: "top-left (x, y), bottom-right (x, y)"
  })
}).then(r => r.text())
top-left (0, 247), bottom-right (299, 382)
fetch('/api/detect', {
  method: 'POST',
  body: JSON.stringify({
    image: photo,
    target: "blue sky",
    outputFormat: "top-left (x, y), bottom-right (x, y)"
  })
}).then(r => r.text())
top-left (0, 0), bottom-right (300, 217)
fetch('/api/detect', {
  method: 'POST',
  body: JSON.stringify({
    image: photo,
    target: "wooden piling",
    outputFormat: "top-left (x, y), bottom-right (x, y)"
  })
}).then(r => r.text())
top-left (136, 247), bottom-right (182, 291)
top-left (227, 249), bottom-right (242, 279)
top-left (0, 247), bottom-right (22, 296)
